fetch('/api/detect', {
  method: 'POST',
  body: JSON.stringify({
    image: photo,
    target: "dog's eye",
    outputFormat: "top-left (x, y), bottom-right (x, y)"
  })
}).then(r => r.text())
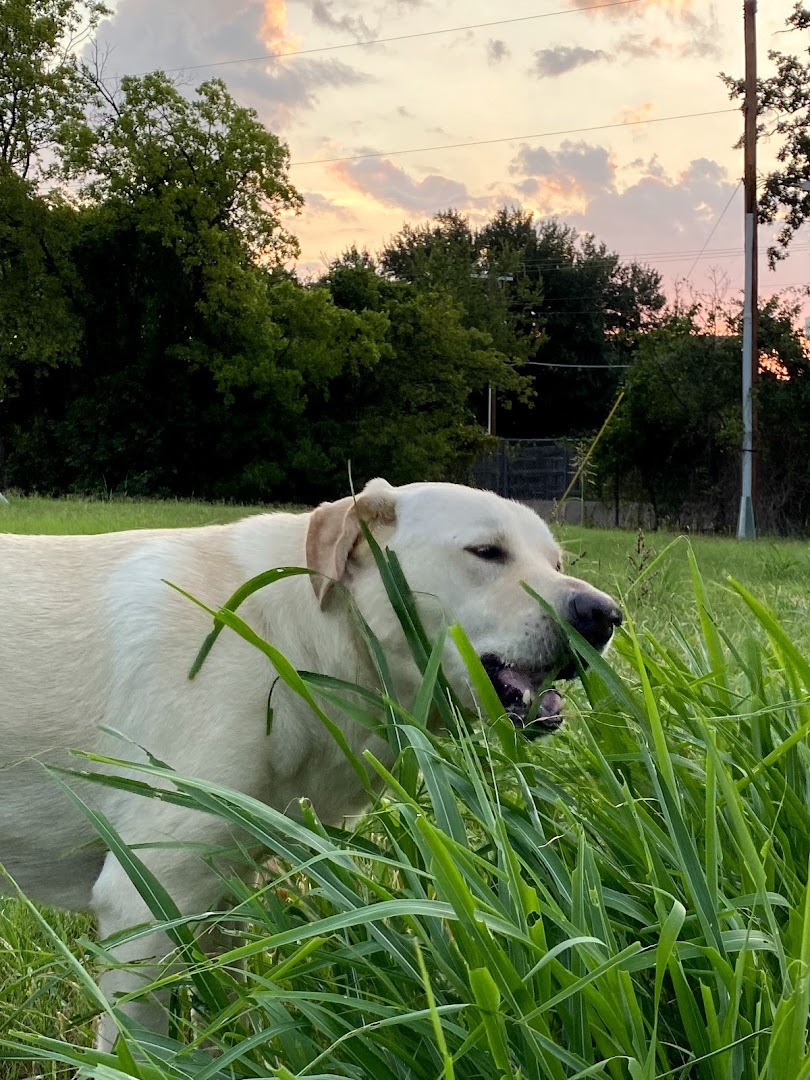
top-left (466, 544), bottom-right (507, 563)
top-left (555, 561), bottom-right (562, 573)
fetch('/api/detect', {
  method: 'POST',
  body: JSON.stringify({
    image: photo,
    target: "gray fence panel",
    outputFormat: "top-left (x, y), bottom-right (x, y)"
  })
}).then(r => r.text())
top-left (471, 440), bottom-right (579, 501)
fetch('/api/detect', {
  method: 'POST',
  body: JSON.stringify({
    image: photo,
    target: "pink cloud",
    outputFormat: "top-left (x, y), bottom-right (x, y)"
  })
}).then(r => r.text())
top-left (330, 156), bottom-right (474, 212)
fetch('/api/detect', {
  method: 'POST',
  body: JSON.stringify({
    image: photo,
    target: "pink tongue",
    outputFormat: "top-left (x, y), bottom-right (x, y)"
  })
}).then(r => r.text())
top-left (499, 668), bottom-right (536, 695)
top-left (537, 689), bottom-right (563, 718)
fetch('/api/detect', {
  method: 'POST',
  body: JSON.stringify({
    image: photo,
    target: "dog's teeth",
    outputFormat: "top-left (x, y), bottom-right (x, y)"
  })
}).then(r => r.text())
top-left (522, 689), bottom-right (533, 706)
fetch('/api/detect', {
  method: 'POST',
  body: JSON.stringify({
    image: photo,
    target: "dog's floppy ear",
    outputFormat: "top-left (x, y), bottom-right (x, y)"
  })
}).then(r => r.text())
top-left (305, 478), bottom-right (397, 607)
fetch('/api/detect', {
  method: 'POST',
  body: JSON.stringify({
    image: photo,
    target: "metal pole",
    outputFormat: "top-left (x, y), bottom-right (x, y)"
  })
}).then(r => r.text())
top-left (487, 384), bottom-right (496, 436)
top-left (737, 0), bottom-right (757, 539)
top-left (555, 390), bottom-right (625, 512)
top-left (485, 274), bottom-right (513, 437)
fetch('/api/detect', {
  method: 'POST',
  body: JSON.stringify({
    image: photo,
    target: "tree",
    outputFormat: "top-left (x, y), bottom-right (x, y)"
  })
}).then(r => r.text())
top-left (2, 72), bottom-right (309, 496)
top-left (749, 294), bottom-right (810, 527)
top-left (591, 311), bottom-right (740, 527)
top-left (0, 171), bottom-right (83, 395)
top-left (722, 3), bottom-right (810, 265)
top-left (318, 251), bottom-right (533, 488)
top-left (379, 208), bottom-right (544, 365)
top-left (2, 249), bottom-right (392, 498)
top-left (507, 220), bottom-right (665, 438)
top-left (380, 208), bottom-right (666, 439)
top-left (471, 211), bottom-right (666, 438)
top-left (208, 278), bottom-right (390, 502)
top-left (591, 295), bottom-right (810, 530)
top-left (59, 72), bottom-right (302, 263)
top-left (0, 0), bottom-right (108, 179)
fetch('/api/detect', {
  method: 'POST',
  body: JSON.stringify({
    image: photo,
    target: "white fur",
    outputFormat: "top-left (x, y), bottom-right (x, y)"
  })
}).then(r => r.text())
top-left (0, 479), bottom-right (615, 1047)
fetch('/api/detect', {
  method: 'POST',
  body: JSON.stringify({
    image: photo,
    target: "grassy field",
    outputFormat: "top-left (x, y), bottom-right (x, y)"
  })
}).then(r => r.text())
top-left (0, 495), bottom-right (279, 534)
top-left (1, 496), bottom-right (809, 1078)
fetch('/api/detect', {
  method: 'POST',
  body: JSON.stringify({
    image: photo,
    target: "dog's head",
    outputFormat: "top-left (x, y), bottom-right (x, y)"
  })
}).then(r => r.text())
top-left (306, 478), bottom-right (621, 737)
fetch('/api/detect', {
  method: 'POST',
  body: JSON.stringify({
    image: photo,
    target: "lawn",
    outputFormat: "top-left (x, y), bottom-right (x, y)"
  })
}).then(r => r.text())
top-left (1, 495), bottom-right (808, 1079)
top-left (0, 495), bottom-right (279, 534)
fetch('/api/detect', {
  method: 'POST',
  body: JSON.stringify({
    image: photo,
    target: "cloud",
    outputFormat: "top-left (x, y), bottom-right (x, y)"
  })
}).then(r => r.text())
top-left (530, 46), bottom-right (607, 79)
top-left (613, 101), bottom-right (657, 125)
top-left (510, 141), bottom-right (616, 212)
top-left (568, 158), bottom-right (740, 264)
top-left (261, 0), bottom-right (299, 52)
top-left (302, 191), bottom-right (357, 221)
top-left (331, 156), bottom-right (475, 212)
top-left (510, 142), bottom-right (742, 270)
top-left (563, 0), bottom-right (696, 16)
top-left (617, 26), bottom-right (720, 61)
top-left (306, 0), bottom-right (374, 41)
top-left (617, 33), bottom-right (664, 58)
top-left (487, 39), bottom-right (510, 65)
top-left (562, 0), bottom-right (720, 57)
top-left (505, 141), bottom-right (751, 279)
top-left (87, 0), bottom-right (372, 127)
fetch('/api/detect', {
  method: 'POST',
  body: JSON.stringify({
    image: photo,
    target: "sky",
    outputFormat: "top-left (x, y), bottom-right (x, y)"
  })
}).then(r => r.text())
top-left (88, 0), bottom-right (809, 319)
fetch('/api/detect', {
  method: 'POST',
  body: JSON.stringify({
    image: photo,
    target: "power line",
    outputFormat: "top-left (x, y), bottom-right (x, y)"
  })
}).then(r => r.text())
top-left (290, 107), bottom-right (739, 166)
top-left (685, 180), bottom-right (743, 280)
top-left (119, 0), bottom-right (643, 81)
top-left (510, 243), bottom-right (810, 272)
top-left (524, 361), bottom-right (631, 368)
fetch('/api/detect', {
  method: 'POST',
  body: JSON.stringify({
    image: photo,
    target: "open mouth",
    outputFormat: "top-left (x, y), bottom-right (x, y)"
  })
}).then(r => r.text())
top-left (480, 654), bottom-right (577, 738)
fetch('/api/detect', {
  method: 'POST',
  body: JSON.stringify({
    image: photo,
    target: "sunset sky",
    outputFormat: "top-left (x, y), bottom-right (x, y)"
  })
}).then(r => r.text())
top-left (89, 0), bottom-right (809, 315)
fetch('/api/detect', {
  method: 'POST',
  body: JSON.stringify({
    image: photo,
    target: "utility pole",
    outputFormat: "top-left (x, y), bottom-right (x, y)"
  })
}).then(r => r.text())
top-left (475, 272), bottom-right (513, 436)
top-left (737, 0), bottom-right (758, 539)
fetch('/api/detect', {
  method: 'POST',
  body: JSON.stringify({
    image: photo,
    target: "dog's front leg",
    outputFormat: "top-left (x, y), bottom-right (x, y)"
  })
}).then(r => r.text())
top-left (90, 850), bottom-right (222, 1051)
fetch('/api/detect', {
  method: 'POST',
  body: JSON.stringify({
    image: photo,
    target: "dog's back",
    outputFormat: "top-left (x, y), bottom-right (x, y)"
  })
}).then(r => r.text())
top-left (0, 523), bottom-right (275, 907)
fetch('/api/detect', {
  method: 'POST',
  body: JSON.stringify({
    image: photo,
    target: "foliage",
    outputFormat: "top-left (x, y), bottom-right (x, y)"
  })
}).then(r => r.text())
top-left (59, 73), bottom-right (302, 264)
top-left (380, 208), bottom-right (667, 438)
top-left (590, 310), bottom-right (741, 527)
top-left (751, 295), bottom-right (810, 527)
top-left (591, 296), bottom-right (810, 531)
top-left (379, 207), bottom-right (542, 364)
top-left (1, 231), bottom-right (524, 500)
top-left (0, 171), bottom-right (83, 396)
top-left (1, 528), bottom-right (809, 1078)
top-left (722, 2), bottom-right (810, 265)
top-left (1, 250), bottom-right (390, 498)
top-left (317, 250), bottom-right (532, 491)
top-left (0, 25), bottom-right (537, 502)
top-left (0, 0), bottom-right (108, 178)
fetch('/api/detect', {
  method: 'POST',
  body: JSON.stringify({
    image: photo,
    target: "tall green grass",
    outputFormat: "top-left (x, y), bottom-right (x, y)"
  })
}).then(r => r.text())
top-left (1, 528), bottom-right (808, 1078)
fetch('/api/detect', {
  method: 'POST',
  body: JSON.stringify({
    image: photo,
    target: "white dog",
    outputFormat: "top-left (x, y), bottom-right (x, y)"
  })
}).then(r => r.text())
top-left (0, 479), bottom-right (620, 1047)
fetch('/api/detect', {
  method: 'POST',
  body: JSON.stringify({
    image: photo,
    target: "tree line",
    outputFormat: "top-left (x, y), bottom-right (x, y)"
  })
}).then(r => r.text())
top-left (1, 0), bottom-right (809, 528)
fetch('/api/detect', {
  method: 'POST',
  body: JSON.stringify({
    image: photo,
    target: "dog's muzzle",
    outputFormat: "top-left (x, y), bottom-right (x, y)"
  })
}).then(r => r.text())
top-left (480, 593), bottom-right (622, 739)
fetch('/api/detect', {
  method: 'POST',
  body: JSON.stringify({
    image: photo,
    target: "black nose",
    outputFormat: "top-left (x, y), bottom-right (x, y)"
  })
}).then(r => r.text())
top-left (567, 592), bottom-right (623, 648)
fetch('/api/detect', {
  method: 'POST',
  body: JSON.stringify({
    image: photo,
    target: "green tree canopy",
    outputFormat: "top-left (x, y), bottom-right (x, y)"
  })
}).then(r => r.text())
top-left (380, 208), bottom-right (666, 438)
top-left (316, 250), bottom-right (533, 488)
top-left (0, 0), bottom-right (108, 178)
top-left (592, 296), bottom-right (810, 529)
top-left (0, 171), bottom-right (83, 395)
top-left (60, 73), bottom-right (302, 263)
top-left (379, 208), bottom-right (545, 365)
